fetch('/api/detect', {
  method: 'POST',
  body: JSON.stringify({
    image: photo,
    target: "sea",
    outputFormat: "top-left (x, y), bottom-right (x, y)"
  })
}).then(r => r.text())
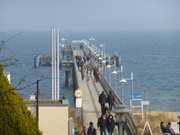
top-left (0, 30), bottom-right (180, 112)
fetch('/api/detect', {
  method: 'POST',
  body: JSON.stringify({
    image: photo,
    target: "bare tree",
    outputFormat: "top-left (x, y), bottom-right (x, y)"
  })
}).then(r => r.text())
top-left (0, 32), bottom-right (47, 96)
top-left (0, 32), bottom-right (23, 67)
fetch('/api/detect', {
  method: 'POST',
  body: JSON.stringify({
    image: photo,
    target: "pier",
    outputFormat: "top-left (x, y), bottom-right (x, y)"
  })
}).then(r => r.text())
top-left (34, 31), bottom-right (137, 134)
top-left (72, 45), bottom-right (136, 135)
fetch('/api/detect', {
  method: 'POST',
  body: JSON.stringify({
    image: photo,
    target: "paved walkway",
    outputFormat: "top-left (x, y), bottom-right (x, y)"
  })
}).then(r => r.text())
top-left (74, 50), bottom-right (102, 134)
top-left (77, 69), bottom-right (102, 134)
top-left (74, 50), bottom-right (119, 135)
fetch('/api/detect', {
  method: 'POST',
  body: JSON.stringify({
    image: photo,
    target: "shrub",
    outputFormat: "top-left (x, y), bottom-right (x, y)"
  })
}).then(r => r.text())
top-left (0, 64), bottom-right (41, 135)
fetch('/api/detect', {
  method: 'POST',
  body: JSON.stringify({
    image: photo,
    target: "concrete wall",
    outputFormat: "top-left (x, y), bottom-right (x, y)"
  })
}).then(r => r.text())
top-left (29, 105), bottom-right (69, 135)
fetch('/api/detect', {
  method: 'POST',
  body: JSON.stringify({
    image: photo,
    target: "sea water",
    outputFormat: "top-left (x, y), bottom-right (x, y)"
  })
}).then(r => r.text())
top-left (0, 31), bottom-right (180, 111)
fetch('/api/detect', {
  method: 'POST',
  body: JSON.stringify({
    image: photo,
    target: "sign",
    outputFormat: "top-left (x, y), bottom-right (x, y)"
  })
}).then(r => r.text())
top-left (142, 100), bottom-right (150, 106)
top-left (74, 89), bottom-right (83, 98)
top-left (133, 92), bottom-right (142, 99)
top-left (76, 98), bottom-right (82, 108)
top-left (76, 108), bottom-right (81, 117)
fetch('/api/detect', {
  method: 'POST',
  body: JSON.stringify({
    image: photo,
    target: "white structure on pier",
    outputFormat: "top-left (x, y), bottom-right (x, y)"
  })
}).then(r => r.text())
top-left (52, 27), bottom-right (60, 100)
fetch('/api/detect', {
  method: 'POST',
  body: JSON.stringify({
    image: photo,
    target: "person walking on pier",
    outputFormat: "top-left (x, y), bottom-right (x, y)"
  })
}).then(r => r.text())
top-left (77, 60), bottom-right (80, 71)
top-left (99, 91), bottom-right (107, 114)
top-left (97, 114), bottom-right (107, 135)
top-left (106, 114), bottom-right (115, 135)
top-left (107, 91), bottom-right (115, 110)
top-left (93, 67), bottom-right (96, 82)
top-left (81, 68), bottom-right (85, 80)
top-left (87, 122), bottom-right (97, 135)
top-left (160, 121), bottom-right (166, 134)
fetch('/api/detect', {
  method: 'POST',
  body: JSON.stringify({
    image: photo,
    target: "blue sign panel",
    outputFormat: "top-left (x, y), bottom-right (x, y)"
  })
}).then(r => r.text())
top-left (133, 92), bottom-right (142, 99)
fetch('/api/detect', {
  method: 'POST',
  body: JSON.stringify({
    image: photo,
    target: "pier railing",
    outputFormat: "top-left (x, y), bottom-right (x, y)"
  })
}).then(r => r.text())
top-left (72, 47), bottom-right (137, 135)
top-left (90, 55), bottom-right (137, 135)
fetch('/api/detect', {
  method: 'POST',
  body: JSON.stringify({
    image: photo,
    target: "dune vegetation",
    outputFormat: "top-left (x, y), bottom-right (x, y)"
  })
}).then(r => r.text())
top-left (134, 111), bottom-right (179, 135)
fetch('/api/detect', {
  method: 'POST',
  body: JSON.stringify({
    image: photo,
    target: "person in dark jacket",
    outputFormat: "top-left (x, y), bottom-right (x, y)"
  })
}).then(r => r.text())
top-left (98, 91), bottom-right (107, 114)
top-left (106, 114), bottom-right (115, 135)
top-left (107, 91), bottom-right (115, 110)
top-left (160, 121), bottom-right (166, 134)
top-left (97, 114), bottom-right (107, 135)
top-left (178, 115), bottom-right (180, 132)
top-left (87, 122), bottom-right (97, 135)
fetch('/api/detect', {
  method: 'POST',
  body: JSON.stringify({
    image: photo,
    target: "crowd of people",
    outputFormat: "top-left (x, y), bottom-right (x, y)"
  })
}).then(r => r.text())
top-left (75, 49), bottom-right (117, 135)
top-left (75, 47), bottom-right (117, 135)
top-left (160, 121), bottom-right (175, 135)
top-left (75, 53), bottom-right (101, 83)
top-left (87, 90), bottom-right (116, 135)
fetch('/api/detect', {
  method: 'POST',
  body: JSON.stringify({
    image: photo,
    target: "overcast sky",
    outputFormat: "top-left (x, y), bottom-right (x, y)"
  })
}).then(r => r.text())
top-left (0, 0), bottom-right (180, 32)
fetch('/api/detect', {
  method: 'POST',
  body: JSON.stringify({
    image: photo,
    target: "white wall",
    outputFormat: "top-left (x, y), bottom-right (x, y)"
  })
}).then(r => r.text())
top-left (29, 105), bottom-right (69, 135)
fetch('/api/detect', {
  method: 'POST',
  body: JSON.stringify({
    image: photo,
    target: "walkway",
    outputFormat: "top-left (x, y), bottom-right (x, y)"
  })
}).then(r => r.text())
top-left (73, 50), bottom-right (100, 131)
top-left (74, 50), bottom-right (118, 135)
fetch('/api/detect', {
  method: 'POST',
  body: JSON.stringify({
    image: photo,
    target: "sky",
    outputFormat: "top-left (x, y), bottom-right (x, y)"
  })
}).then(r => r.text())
top-left (0, 0), bottom-right (180, 32)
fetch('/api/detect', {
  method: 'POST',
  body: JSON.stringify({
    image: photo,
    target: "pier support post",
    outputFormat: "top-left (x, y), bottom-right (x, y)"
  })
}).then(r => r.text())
top-left (114, 105), bottom-right (131, 135)
top-left (116, 113), bottom-right (125, 135)
top-left (52, 27), bottom-right (60, 100)
top-left (65, 70), bottom-right (72, 87)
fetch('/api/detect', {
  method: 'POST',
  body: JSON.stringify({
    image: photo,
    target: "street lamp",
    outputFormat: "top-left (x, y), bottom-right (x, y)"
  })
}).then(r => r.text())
top-left (112, 70), bottom-right (118, 92)
top-left (89, 37), bottom-right (95, 47)
top-left (102, 60), bottom-right (106, 76)
top-left (100, 43), bottom-right (105, 58)
top-left (61, 37), bottom-right (66, 48)
top-left (119, 72), bottom-right (134, 104)
top-left (131, 72), bottom-right (134, 101)
top-left (125, 72), bottom-right (134, 101)
top-left (96, 53), bottom-right (100, 57)
top-left (120, 79), bottom-right (127, 103)
top-left (98, 57), bottom-right (102, 68)
top-left (106, 64), bottom-right (111, 85)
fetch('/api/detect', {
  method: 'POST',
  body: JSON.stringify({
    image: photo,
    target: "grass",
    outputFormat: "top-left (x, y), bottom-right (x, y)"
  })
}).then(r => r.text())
top-left (69, 107), bottom-right (84, 135)
top-left (134, 111), bottom-right (179, 135)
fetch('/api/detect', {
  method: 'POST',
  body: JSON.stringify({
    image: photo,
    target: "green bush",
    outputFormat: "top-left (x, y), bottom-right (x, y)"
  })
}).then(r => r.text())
top-left (0, 65), bottom-right (41, 135)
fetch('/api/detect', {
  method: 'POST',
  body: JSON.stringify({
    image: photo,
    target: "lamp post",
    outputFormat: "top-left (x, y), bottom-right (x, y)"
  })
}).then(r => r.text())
top-left (100, 43), bottom-right (105, 58)
top-left (112, 70), bottom-right (118, 92)
top-left (120, 79), bottom-right (127, 103)
top-left (102, 60), bottom-right (106, 76)
top-left (96, 53), bottom-right (99, 58)
top-left (119, 72), bottom-right (134, 104)
top-left (61, 37), bottom-right (66, 48)
top-left (123, 72), bottom-right (134, 101)
top-left (119, 64), bottom-right (126, 102)
top-left (106, 64), bottom-right (111, 85)
top-left (130, 72), bottom-right (134, 101)
top-left (89, 37), bottom-right (95, 47)
top-left (98, 57), bottom-right (102, 68)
